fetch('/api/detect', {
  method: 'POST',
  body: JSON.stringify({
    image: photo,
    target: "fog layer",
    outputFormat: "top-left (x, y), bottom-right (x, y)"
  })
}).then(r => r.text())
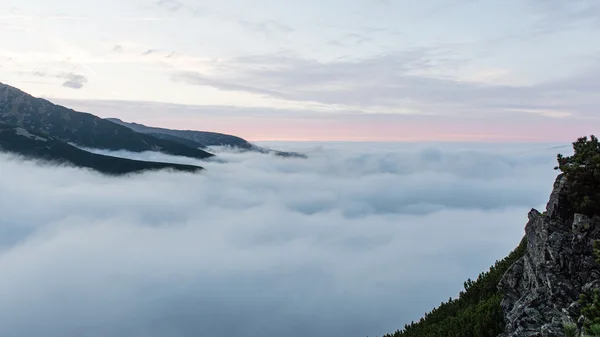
top-left (0, 142), bottom-right (565, 337)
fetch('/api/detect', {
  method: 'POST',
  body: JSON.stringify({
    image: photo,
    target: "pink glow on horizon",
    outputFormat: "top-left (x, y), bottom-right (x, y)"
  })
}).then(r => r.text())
top-left (142, 116), bottom-right (597, 143)
top-left (54, 99), bottom-right (596, 143)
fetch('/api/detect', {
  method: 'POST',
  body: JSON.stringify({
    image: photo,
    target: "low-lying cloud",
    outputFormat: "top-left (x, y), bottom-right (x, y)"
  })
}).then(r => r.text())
top-left (61, 73), bottom-right (88, 89)
top-left (0, 142), bottom-right (566, 337)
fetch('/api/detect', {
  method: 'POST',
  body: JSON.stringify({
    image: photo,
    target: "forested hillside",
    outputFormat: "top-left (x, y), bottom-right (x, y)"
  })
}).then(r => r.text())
top-left (380, 237), bottom-right (527, 337)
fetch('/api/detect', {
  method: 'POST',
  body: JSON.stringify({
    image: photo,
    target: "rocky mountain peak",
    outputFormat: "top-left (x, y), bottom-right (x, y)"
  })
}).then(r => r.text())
top-left (498, 174), bottom-right (600, 337)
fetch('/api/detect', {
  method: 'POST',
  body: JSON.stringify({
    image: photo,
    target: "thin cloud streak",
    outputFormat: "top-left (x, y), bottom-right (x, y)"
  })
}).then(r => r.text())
top-left (171, 51), bottom-right (600, 120)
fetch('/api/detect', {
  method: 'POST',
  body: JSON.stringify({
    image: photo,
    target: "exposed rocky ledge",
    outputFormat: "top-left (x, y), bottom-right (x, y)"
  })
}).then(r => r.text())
top-left (498, 174), bottom-right (600, 337)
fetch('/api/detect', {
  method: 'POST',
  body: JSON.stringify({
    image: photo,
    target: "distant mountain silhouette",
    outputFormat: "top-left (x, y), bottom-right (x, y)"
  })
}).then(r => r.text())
top-left (106, 118), bottom-right (307, 158)
top-left (0, 82), bottom-right (214, 160)
top-left (0, 81), bottom-right (304, 175)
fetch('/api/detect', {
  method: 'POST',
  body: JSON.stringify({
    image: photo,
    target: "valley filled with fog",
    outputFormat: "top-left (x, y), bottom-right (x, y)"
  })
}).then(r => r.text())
top-left (0, 142), bottom-right (567, 337)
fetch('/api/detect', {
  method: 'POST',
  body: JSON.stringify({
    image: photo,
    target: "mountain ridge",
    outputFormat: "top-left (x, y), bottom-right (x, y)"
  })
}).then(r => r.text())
top-left (106, 118), bottom-right (308, 158)
top-left (0, 123), bottom-right (203, 175)
top-left (0, 82), bottom-right (214, 160)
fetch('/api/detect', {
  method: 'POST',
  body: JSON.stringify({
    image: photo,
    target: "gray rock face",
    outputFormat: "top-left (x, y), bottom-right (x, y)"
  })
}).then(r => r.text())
top-left (498, 175), bottom-right (600, 337)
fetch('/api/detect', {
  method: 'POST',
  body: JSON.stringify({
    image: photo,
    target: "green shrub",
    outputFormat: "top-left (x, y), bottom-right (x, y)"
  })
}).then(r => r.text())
top-left (563, 322), bottom-right (578, 337)
top-left (555, 135), bottom-right (600, 217)
top-left (579, 243), bottom-right (600, 334)
top-left (590, 324), bottom-right (600, 336)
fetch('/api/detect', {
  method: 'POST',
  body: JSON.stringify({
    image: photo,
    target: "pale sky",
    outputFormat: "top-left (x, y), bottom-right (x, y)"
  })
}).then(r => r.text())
top-left (1, 0), bottom-right (599, 141)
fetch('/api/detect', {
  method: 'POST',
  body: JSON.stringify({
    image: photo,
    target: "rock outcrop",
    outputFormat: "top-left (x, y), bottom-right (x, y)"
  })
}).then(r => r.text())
top-left (498, 174), bottom-right (600, 337)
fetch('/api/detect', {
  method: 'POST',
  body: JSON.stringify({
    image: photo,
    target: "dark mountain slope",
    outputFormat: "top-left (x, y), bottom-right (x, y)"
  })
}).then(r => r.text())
top-left (0, 123), bottom-right (202, 175)
top-left (0, 82), bottom-right (214, 160)
top-left (145, 132), bottom-right (208, 149)
top-left (106, 118), bottom-right (252, 148)
top-left (106, 118), bottom-right (307, 158)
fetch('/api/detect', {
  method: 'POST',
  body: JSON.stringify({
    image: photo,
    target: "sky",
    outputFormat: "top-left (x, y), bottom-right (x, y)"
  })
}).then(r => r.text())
top-left (0, 141), bottom-right (565, 337)
top-left (0, 0), bottom-right (599, 141)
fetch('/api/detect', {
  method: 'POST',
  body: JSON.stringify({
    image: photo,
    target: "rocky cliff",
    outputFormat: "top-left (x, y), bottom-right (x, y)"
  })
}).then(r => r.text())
top-left (376, 137), bottom-right (600, 337)
top-left (498, 174), bottom-right (600, 336)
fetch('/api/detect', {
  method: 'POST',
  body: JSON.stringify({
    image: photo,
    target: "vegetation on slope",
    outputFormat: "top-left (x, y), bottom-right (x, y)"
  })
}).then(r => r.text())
top-left (573, 241), bottom-right (600, 336)
top-left (0, 124), bottom-right (203, 175)
top-left (381, 236), bottom-right (527, 337)
top-left (555, 135), bottom-right (600, 336)
top-left (555, 135), bottom-right (600, 337)
top-left (555, 135), bottom-right (600, 217)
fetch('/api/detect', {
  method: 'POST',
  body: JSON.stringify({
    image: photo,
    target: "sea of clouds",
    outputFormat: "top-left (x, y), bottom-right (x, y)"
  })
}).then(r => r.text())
top-left (0, 141), bottom-right (570, 337)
